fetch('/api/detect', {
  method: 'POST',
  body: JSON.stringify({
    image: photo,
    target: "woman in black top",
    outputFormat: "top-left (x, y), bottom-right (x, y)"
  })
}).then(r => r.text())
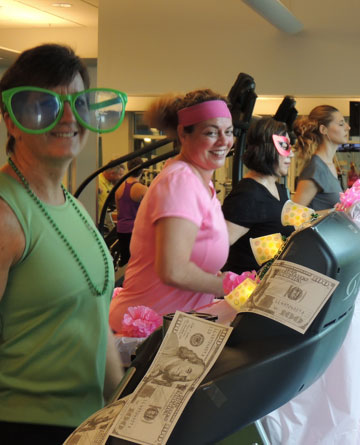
top-left (223, 117), bottom-right (295, 274)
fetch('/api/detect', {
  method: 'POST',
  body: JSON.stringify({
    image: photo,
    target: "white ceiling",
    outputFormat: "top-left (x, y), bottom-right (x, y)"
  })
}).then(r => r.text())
top-left (0, 0), bottom-right (98, 27)
top-left (1, 0), bottom-right (360, 69)
top-left (0, 0), bottom-right (98, 64)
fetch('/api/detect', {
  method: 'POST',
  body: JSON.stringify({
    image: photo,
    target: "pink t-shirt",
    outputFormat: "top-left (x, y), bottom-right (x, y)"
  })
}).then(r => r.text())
top-left (109, 160), bottom-right (229, 332)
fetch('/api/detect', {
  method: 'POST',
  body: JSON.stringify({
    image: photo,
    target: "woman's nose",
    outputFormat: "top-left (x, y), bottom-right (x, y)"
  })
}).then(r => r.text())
top-left (218, 131), bottom-right (233, 146)
top-left (216, 132), bottom-right (225, 144)
top-left (60, 101), bottom-right (76, 122)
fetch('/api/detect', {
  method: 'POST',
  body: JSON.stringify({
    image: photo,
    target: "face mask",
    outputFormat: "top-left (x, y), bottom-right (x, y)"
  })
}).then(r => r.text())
top-left (272, 134), bottom-right (292, 157)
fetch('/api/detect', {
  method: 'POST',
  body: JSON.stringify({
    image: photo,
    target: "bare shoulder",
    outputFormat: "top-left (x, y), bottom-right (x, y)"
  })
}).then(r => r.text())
top-left (0, 197), bottom-right (25, 269)
top-left (115, 182), bottom-right (126, 200)
top-left (0, 198), bottom-right (26, 300)
top-left (134, 182), bottom-right (148, 192)
top-left (130, 182), bottom-right (148, 202)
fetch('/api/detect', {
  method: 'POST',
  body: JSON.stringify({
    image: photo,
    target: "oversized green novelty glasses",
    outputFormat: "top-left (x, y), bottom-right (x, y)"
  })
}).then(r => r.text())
top-left (2, 86), bottom-right (128, 134)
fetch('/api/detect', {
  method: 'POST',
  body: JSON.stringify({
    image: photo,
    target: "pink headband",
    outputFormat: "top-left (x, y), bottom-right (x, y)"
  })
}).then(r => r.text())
top-left (177, 100), bottom-right (232, 127)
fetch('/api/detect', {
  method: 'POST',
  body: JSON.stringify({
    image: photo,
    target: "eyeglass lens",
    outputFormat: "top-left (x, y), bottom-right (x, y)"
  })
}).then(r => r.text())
top-left (12, 90), bottom-right (60, 131)
top-left (75, 90), bottom-right (124, 131)
top-left (10, 89), bottom-right (124, 132)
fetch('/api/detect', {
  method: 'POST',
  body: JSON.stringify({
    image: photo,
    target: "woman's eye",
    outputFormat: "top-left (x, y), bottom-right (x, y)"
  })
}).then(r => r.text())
top-left (225, 130), bottom-right (234, 136)
top-left (205, 131), bottom-right (217, 137)
top-left (76, 97), bottom-right (88, 109)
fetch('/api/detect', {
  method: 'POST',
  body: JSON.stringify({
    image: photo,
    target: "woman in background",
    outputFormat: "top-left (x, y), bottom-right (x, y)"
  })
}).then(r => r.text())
top-left (262, 108), bottom-right (359, 445)
top-left (110, 89), bottom-right (233, 333)
top-left (98, 162), bottom-right (125, 232)
top-left (292, 105), bottom-right (349, 210)
top-left (222, 117), bottom-right (294, 275)
top-left (115, 157), bottom-right (148, 266)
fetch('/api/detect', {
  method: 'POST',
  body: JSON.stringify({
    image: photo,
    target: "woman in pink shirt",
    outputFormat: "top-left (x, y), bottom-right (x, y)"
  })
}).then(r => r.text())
top-left (109, 89), bottom-right (234, 333)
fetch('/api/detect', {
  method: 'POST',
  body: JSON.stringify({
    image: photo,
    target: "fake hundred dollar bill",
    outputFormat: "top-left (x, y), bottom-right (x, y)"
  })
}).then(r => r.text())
top-left (108, 311), bottom-right (232, 445)
top-left (238, 260), bottom-right (339, 334)
top-left (63, 398), bottom-right (128, 445)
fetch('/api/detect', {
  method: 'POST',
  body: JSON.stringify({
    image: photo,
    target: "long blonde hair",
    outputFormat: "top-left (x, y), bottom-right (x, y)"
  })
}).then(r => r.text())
top-left (293, 105), bottom-right (339, 168)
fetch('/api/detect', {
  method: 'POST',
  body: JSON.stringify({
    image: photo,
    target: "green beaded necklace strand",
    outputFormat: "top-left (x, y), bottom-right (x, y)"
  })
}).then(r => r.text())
top-left (8, 157), bottom-right (110, 297)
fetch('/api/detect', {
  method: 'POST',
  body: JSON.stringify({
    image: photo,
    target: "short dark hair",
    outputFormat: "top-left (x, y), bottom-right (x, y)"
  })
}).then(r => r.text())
top-left (0, 43), bottom-right (90, 153)
top-left (127, 157), bottom-right (143, 176)
top-left (0, 44), bottom-right (89, 104)
top-left (243, 117), bottom-right (288, 176)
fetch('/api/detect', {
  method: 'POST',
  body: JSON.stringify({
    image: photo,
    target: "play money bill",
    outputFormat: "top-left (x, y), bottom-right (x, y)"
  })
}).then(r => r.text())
top-left (63, 398), bottom-right (128, 445)
top-left (239, 260), bottom-right (339, 334)
top-left (109, 311), bottom-right (232, 445)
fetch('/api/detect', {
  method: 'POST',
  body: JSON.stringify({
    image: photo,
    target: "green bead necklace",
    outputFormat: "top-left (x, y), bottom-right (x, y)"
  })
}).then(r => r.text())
top-left (8, 157), bottom-right (110, 297)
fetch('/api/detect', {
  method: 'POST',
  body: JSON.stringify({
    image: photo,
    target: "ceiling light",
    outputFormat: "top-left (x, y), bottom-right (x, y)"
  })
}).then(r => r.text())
top-left (242, 0), bottom-right (303, 34)
top-left (0, 2), bottom-right (70, 26)
top-left (144, 138), bottom-right (151, 143)
top-left (52, 2), bottom-right (72, 7)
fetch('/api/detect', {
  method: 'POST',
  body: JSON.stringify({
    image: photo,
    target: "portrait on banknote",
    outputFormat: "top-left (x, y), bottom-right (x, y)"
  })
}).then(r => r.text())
top-left (147, 345), bottom-right (206, 384)
top-left (64, 399), bottom-right (127, 445)
top-left (239, 260), bottom-right (339, 334)
top-left (109, 311), bottom-right (233, 445)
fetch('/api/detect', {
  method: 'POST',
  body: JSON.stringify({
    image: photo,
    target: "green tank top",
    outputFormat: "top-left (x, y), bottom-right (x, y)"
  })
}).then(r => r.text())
top-left (0, 172), bottom-right (115, 428)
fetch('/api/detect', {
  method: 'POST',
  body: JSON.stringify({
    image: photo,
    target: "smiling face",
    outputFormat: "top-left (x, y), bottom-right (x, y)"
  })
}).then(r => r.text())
top-left (321, 111), bottom-right (350, 145)
top-left (179, 117), bottom-right (234, 173)
top-left (4, 72), bottom-right (88, 165)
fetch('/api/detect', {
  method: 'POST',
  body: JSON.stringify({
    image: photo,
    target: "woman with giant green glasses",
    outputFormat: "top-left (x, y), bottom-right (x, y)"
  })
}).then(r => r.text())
top-left (0, 43), bottom-right (126, 444)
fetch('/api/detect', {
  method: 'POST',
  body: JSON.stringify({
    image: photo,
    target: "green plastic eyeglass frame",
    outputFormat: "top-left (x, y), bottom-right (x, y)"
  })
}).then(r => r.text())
top-left (1, 86), bottom-right (128, 134)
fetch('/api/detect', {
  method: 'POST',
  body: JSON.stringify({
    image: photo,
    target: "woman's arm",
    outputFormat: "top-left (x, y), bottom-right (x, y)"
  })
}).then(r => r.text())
top-left (292, 179), bottom-right (320, 207)
top-left (226, 220), bottom-right (249, 245)
top-left (104, 327), bottom-right (125, 403)
top-left (154, 217), bottom-right (225, 298)
top-left (0, 198), bottom-right (25, 301)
